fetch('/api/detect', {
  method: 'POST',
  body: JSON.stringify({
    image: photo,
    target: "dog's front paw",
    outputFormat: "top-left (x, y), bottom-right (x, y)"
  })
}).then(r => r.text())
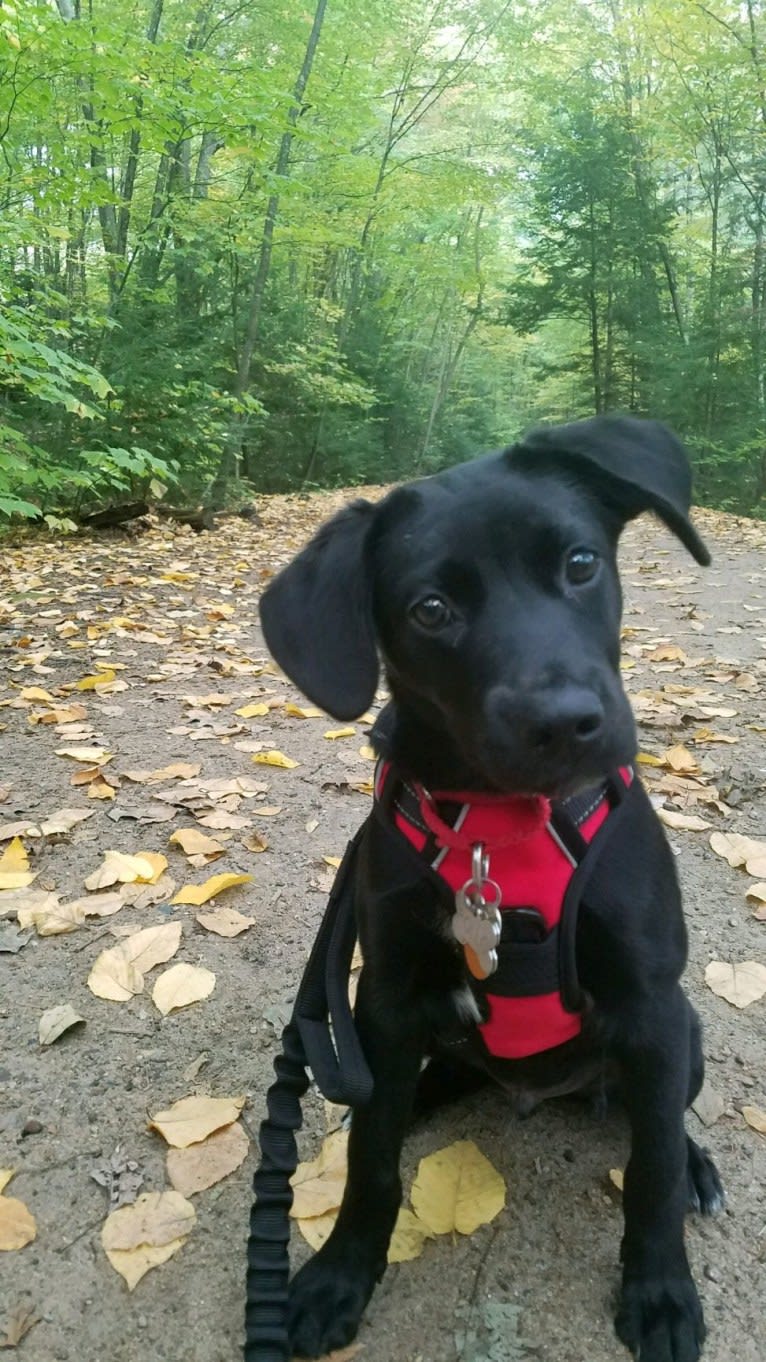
top-left (616, 1272), bottom-right (705, 1362)
top-left (288, 1247), bottom-right (378, 1358)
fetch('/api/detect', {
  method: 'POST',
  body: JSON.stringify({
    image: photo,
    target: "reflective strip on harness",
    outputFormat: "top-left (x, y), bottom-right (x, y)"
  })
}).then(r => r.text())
top-left (376, 762), bottom-right (633, 1061)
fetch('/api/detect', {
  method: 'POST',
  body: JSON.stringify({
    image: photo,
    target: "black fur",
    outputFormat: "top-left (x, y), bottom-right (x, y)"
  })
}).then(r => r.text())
top-left (259, 415), bottom-right (723, 1362)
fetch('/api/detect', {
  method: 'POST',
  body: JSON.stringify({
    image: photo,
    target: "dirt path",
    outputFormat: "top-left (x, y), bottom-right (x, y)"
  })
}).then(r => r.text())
top-left (1, 496), bottom-right (765, 1362)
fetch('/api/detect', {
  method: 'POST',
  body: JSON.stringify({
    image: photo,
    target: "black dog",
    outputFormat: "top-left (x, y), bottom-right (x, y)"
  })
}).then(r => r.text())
top-left (259, 415), bottom-right (723, 1362)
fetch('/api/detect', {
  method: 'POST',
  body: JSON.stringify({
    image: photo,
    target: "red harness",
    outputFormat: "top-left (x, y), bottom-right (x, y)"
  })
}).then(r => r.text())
top-left (375, 762), bottom-right (633, 1060)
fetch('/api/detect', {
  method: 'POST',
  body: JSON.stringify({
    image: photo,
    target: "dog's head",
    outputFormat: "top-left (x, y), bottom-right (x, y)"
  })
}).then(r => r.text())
top-left (259, 416), bottom-right (709, 796)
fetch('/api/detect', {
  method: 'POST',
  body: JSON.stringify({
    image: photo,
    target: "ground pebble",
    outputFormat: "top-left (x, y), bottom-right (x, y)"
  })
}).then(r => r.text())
top-left (21, 1118), bottom-right (43, 1136)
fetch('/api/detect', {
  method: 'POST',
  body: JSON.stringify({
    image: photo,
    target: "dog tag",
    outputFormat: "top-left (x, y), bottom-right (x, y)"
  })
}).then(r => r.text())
top-left (452, 880), bottom-right (502, 981)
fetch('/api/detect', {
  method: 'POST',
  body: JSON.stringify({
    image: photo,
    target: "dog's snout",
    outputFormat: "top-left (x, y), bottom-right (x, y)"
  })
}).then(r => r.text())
top-left (528, 690), bottom-right (605, 751)
top-left (487, 683), bottom-right (606, 767)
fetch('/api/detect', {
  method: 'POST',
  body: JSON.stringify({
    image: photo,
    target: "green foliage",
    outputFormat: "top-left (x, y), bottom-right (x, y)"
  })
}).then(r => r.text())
top-left (1, 0), bottom-right (765, 522)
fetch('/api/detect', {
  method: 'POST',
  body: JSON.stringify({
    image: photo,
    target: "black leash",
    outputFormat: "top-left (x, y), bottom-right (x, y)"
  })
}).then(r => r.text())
top-left (244, 827), bottom-right (373, 1361)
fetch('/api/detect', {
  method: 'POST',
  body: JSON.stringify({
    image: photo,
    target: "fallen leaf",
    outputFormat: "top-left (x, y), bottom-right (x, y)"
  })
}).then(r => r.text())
top-left (101, 1190), bottom-right (195, 1290)
top-left (742, 1105), bottom-right (766, 1135)
top-left (691, 1078), bottom-right (724, 1128)
top-left (166, 1121), bottom-right (249, 1195)
top-left (704, 960), bottom-right (766, 1008)
top-left (122, 921), bottom-right (183, 973)
top-left (710, 832), bottom-right (766, 878)
top-left (87, 946), bottom-right (144, 1002)
top-left (291, 1130), bottom-right (349, 1219)
top-left (235, 703), bottom-right (269, 717)
top-left (0, 838), bottom-right (36, 891)
top-left (38, 1004), bottom-right (85, 1045)
top-left (251, 750), bottom-right (298, 769)
top-left (657, 809), bottom-right (711, 832)
top-left (152, 962), bottom-right (216, 1015)
top-left (609, 1168), bottom-right (625, 1192)
top-left (84, 851), bottom-right (155, 891)
top-left (195, 906), bottom-right (254, 937)
top-left (0, 1173), bottom-right (13, 1195)
top-left (148, 1094), bottom-right (245, 1148)
top-left (284, 703), bottom-right (323, 718)
top-left (55, 746), bottom-right (112, 764)
top-left (358, 745), bottom-right (376, 761)
top-left (0, 1300), bottom-right (38, 1347)
top-left (169, 828), bottom-right (226, 860)
top-left (296, 1209), bottom-right (337, 1251)
top-left (0, 1198), bottom-right (36, 1251)
top-left (242, 830), bottom-right (268, 853)
top-left (410, 1140), bottom-right (505, 1236)
top-left (75, 669), bottom-right (116, 690)
top-left (171, 873), bottom-right (252, 906)
top-left (388, 1206), bottom-right (433, 1263)
top-left (39, 807), bottom-right (94, 836)
top-left (324, 727), bottom-right (356, 740)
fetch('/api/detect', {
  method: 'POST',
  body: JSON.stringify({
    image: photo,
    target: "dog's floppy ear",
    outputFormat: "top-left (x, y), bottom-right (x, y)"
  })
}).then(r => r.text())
top-left (513, 415), bottom-right (710, 565)
top-left (258, 499), bottom-right (378, 721)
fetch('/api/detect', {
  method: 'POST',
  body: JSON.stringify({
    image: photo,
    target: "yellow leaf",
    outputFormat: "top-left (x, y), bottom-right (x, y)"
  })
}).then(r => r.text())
top-left (171, 873), bottom-right (252, 905)
top-left (296, 1210), bottom-right (337, 1252)
top-left (358, 745), bottom-right (376, 761)
top-left (284, 703), bottom-right (323, 718)
top-left (56, 746), bottom-right (112, 765)
top-left (0, 1171), bottom-right (14, 1194)
top-left (609, 1168), bottom-right (625, 1192)
top-left (84, 851), bottom-right (155, 890)
top-left (410, 1140), bottom-right (505, 1236)
top-left (705, 960), bottom-right (766, 1009)
top-left (656, 809), bottom-right (710, 832)
top-left (251, 750), bottom-right (298, 769)
top-left (88, 776), bottom-right (116, 800)
top-left (710, 833), bottom-right (766, 877)
top-left (388, 1206), bottom-right (433, 1263)
top-left (87, 947), bottom-right (144, 1002)
top-left (19, 686), bottom-right (56, 704)
top-left (0, 1196), bottom-right (36, 1251)
top-left (101, 1190), bottom-right (195, 1290)
top-left (169, 828), bottom-right (225, 859)
top-left (745, 882), bottom-right (766, 905)
top-left (664, 744), bottom-right (699, 774)
top-left (242, 830), bottom-right (268, 853)
top-left (135, 852), bottom-right (169, 884)
top-left (322, 856), bottom-right (342, 868)
top-left (75, 669), bottom-right (116, 690)
top-left (195, 906), bottom-right (254, 937)
top-left (166, 1122), bottom-right (249, 1196)
top-left (235, 703), bottom-right (270, 718)
top-left (742, 1106), bottom-right (766, 1135)
top-left (148, 1094), bottom-right (245, 1148)
top-left (324, 727), bottom-right (356, 740)
top-left (290, 1130), bottom-right (348, 1219)
top-left (0, 837), bottom-right (28, 874)
top-left (152, 963), bottom-right (216, 1015)
top-left (636, 752), bottom-right (664, 767)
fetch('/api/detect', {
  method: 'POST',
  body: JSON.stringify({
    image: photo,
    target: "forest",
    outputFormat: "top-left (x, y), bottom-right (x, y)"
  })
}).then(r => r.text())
top-left (2, 0), bottom-right (766, 525)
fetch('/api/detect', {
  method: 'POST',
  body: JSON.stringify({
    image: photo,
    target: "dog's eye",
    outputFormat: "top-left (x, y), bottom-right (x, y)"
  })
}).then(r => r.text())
top-left (566, 548), bottom-right (600, 584)
top-left (409, 596), bottom-right (453, 630)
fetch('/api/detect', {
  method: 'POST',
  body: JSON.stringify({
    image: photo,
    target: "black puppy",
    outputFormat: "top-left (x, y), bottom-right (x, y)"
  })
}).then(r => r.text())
top-left (259, 415), bottom-right (723, 1362)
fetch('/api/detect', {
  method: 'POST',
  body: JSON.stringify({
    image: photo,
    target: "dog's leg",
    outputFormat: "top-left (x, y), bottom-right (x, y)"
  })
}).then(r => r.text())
top-left (411, 1051), bottom-right (490, 1124)
top-left (685, 1003), bottom-right (725, 1216)
top-left (613, 987), bottom-right (706, 1362)
top-left (288, 976), bottom-right (426, 1358)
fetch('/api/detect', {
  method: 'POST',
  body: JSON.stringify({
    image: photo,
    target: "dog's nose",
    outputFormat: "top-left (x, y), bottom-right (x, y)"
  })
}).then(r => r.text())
top-left (489, 685), bottom-right (605, 756)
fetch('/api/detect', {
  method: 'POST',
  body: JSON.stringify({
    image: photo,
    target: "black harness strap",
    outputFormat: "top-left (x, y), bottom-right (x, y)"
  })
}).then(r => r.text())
top-left (244, 827), bottom-right (372, 1361)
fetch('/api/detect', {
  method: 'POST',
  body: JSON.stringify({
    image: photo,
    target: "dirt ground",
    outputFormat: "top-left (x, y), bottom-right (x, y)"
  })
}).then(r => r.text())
top-left (1, 492), bottom-right (765, 1362)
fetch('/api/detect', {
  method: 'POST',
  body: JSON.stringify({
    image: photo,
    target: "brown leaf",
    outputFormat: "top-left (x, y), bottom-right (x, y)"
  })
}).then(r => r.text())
top-left (148, 1094), bottom-right (245, 1148)
top-left (166, 1121), bottom-right (249, 1195)
top-left (0, 1302), bottom-right (38, 1348)
top-left (195, 906), bottom-right (254, 937)
top-left (0, 1197), bottom-right (36, 1251)
top-left (101, 1191), bottom-right (195, 1290)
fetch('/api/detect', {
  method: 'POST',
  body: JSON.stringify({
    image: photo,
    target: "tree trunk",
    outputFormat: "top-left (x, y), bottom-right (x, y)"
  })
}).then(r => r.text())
top-left (208, 0), bottom-right (329, 505)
